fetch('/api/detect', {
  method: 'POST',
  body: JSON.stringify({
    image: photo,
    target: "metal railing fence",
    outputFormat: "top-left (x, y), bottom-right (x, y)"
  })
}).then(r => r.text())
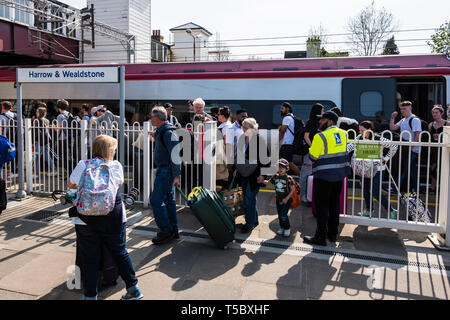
top-left (3, 119), bottom-right (450, 246)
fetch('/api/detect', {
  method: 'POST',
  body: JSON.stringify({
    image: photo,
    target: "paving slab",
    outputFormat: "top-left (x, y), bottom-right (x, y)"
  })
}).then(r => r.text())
top-left (0, 289), bottom-right (38, 300)
top-left (0, 250), bottom-right (74, 296)
top-left (173, 279), bottom-right (242, 300)
top-left (240, 251), bottom-right (306, 288)
top-left (186, 246), bottom-right (248, 288)
top-left (242, 280), bottom-right (307, 300)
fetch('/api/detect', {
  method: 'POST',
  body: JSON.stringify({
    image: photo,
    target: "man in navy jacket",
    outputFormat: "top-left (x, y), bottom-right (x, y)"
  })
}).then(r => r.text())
top-left (150, 106), bottom-right (181, 245)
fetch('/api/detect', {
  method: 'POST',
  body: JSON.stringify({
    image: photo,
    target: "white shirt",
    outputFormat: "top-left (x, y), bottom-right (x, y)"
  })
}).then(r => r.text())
top-left (225, 121), bottom-right (243, 147)
top-left (218, 121), bottom-right (233, 137)
top-left (396, 115), bottom-right (422, 153)
top-left (69, 159), bottom-right (127, 225)
top-left (281, 115), bottom-right (295, 146)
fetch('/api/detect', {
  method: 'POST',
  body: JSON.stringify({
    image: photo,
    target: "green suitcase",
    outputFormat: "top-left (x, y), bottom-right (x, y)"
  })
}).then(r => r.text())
top-left (177, 186), bottom-right (235, 249)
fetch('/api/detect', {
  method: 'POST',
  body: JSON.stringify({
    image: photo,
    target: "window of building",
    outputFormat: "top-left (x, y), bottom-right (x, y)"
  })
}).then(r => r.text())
top-left (0, 4), bottom-right (10, 19)
top-left (272, 101), bottom-right (336, 126)
top-left (360, 91), bottom-right (383, 117)
top-left (14, 0), bottom-right (30, 25)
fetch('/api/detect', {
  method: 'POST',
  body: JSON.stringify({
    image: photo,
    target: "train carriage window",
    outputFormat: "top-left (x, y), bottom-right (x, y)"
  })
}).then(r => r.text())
top-left (206, 103), bottom-right (242, 115)
top-left (360, 91), bottom-right (383, 117)
top-left (272, 101), bottom-right (336, 126)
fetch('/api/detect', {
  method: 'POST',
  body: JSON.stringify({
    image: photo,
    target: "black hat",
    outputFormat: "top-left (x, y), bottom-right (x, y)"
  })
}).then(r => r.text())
top-left (317, 110), bottom-right (339, 123)
top-left (164, 103), bottom-right (173, 109)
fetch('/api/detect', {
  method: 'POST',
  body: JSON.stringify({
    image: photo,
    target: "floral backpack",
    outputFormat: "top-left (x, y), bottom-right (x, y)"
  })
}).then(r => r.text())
top-left (75, 158), bottom-right (118, 216)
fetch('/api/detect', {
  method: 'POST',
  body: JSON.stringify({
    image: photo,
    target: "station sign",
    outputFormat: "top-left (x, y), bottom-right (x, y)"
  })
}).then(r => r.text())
top-left (17, 67), bottom-right (120, 83)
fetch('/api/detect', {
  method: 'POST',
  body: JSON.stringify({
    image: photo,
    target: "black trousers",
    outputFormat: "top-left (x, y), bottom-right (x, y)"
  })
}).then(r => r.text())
top-left (313, 178), bottom-right (342, 239)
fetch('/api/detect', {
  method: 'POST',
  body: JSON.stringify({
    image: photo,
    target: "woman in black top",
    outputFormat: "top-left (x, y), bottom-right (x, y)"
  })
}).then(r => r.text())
top-left (299, 104), bottom-right (324, 203)
top-left (428, 105), bottom-right (449, 192)
top-left (235, 118), bottom-right (270, 233)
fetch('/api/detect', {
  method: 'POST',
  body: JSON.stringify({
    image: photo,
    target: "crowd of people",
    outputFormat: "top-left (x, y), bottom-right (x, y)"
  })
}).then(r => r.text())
top-left (0, 98), bottom-right (449, 299)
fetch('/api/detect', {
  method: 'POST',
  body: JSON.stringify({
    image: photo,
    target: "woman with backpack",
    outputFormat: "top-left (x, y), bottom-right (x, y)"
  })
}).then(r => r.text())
top-left (235, 118), bottom-right (270, 233)
top-left (347, 121), bottom-right (398, 219)
top-left (68, 135), bottom-right (143, 300)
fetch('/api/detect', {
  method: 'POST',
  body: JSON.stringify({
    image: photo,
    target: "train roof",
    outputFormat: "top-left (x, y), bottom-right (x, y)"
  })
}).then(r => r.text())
top-left (1, 54), bottom-right (449, 82)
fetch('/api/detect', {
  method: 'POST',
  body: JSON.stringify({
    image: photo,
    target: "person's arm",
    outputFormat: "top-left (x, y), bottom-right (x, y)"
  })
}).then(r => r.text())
top-left (381, 137), bottom-right (398, 163)
top-left (279, 125), bottom-right (287, 142)
top-left (67, 180), bottom-right (77, 189)
top-left (257, 177), bottom-right (270, 185)
top-left (390, 112), bottom-right (400, 131)
top-left (304, 132), bottom-right (312, 146)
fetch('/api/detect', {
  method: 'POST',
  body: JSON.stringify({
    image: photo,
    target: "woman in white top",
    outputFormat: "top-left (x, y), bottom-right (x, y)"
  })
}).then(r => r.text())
top-left (68, 135), bottom-right (143, 300)
top-left (347, 121), bottom-right (398, 218)
top-left (216, 107), bottom-right (233, 188)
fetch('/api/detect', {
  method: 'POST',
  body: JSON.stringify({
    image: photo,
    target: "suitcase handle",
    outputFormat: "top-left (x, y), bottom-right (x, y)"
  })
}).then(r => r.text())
top-left (176, 186), bottom-right (190, 202)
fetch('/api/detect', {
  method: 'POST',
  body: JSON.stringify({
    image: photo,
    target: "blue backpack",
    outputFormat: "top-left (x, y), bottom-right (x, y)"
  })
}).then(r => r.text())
top-left (0, 135), bottom-right (16, 166)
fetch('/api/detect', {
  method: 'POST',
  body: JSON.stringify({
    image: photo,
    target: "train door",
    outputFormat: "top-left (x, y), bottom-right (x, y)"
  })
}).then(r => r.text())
top-left (342, 77), bottom-right (396, 122)
top-left (395, 77), bottom-right (446, 123)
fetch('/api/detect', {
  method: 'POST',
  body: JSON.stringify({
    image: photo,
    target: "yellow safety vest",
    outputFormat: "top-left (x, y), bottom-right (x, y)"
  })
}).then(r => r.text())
top-left (309, 126), bottom-right (350, 182)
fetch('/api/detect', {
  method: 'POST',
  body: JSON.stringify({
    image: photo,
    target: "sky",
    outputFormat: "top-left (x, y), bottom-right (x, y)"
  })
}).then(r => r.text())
top-left (61, 0), bottom-right (449, 60)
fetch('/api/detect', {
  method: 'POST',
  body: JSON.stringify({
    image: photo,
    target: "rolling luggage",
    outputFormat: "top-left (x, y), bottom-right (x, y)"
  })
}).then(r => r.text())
top-left (177, 186), bottom-right (235, 249)
top-left (75, 237), bottom-right (119, 290)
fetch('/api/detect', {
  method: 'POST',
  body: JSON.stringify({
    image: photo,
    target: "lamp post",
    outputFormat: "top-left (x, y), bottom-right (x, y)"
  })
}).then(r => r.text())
top-left (186, 28), bottom-right (196, 62)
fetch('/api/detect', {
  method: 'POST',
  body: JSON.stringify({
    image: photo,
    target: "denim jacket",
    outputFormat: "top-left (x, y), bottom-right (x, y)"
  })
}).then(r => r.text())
top-left (154, 122), bottom-right (181, 177)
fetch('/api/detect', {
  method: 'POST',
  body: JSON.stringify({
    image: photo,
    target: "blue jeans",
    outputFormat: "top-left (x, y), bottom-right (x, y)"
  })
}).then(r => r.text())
top-left (241, 178), bottom-right (260, 228)
top-left (400, 151), bottom-right (418, 193)
top-left (362, 171), bottom-right (390, 212)
top-left (34, 143), bottom-right (56, 174)
top-left (150, 167), bottom-right (178, 234)
top-left (276, 198), bottom-right (292, 229)
top-left (75, 222), bottom-right (138, 298)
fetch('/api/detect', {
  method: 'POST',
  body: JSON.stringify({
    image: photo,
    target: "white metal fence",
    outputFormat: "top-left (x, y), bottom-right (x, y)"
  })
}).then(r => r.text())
top-left (21, 119), bottom-right (213, 207)
top-left (3, 118), bottom-right (450, 245)
top-left (341, 129), bottom-right (450, 236)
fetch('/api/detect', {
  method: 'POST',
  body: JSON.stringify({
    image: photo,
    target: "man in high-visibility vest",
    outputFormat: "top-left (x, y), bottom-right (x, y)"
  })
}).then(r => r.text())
top-left (303, 110), bottom-right (350, 246)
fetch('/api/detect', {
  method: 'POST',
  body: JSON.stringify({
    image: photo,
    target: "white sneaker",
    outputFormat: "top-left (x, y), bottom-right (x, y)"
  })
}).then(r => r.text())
top-left (276, 228), bottom-right (284, 235)
top-left (283, 229), bottom-right (291, 237)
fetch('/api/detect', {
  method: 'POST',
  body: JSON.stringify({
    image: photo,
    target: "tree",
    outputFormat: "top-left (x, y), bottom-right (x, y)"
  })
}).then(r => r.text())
top-left (427, 21), bottom-right (450, 54)
top-left (347, 1), bottom-right (396, 56)
top-left (382, 36), bottom-right (400, 55)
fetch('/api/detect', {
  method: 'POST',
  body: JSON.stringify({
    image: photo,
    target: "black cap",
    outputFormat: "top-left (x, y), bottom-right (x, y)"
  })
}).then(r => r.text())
top-left (164, 103), bottom-right (173, 109)
top-left (317, 110), bottom-right (339, 123)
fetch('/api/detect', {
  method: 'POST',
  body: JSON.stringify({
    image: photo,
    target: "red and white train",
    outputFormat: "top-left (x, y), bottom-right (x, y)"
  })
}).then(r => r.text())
top-left (0, 54), bottom-right (449, 128)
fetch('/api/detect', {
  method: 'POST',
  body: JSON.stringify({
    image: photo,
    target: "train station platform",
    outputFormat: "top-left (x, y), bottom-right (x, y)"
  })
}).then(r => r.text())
top-left (0, 190), bottom-right (449, 300)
